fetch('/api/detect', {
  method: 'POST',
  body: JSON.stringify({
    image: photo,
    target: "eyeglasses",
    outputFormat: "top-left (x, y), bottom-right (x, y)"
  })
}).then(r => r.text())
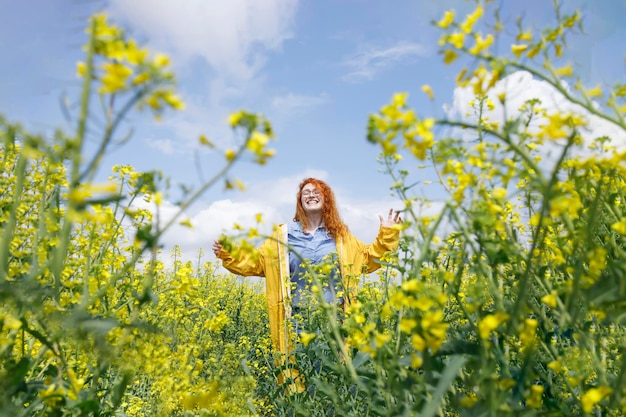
top-left (301, 189), bottom-right (320, 197)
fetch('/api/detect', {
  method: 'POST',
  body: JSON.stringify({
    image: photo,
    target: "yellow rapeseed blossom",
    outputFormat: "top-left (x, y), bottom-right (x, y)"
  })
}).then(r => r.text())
top-left (125, 39), bottom-right (148, 65)
top-left (399, 318), bottom-right (418, 333)
top-left (246, 131), bottom-right (270, 155)
top-left (2, 314), bottom-right (22, 330)
top-left (541, 291), bottom-right (558, 308)
top-left (421, 84), bottom-right (435, 100)
top-left (478, 312), bottom-right (508, 340)
top-left (517, 30), bottom-right (533, 42)
top-left (132, 72), bottom-right (150, 85)
top-left (586, 86), bottom-right (603, 98)
top-left (225, 149), bottom-right (237, 162)
top-left (436, 10), bottom-right (455, 29)
top-left (99, 62), bottom-right (133, 94)
top-left (374, 331), bottom-right (392, 348)
top-left (448, 32), bottom-right (466, 49)
top-left (469, 33), bottom-right (494, 55)
top-left (581, 386), bottom-right (612, 413)
top-left (555, 64), bottom-right (573, 77)
top-left (153, 53), bottom-right (170, 68)
top-left (411, 334), bottom-right (426, 352)
top-left (443, 49), bottom-right (458, 64)
top-left (76, 62), bottom-right (86, 77)
top-left (460, 5), bottom-right (484, 34)
top-left (410, 353), bottom-right (423, 369)
top-left (519, 318), bottom-right (538, 349)
top-left (547, 359), bottom-right (562, 373)
top-left (611, 219), bottom-right (626, 234)
top-left (526, 384), bottom-right (544, 408)
top-left (228, 110), bottom-right (245, 128)
top-left (299, 332), bottom-right (317, 346)
top-left (511, 44), bottom-right (529, 57)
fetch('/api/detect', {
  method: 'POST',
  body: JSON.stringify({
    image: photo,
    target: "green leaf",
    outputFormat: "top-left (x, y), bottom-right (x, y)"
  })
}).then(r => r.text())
top-left (420, 355), bottom-right (467, 417)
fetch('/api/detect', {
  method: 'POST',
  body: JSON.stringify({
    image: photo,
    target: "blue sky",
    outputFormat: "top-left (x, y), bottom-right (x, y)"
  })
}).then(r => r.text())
top-left (1, 0), bottom-right (625, 261)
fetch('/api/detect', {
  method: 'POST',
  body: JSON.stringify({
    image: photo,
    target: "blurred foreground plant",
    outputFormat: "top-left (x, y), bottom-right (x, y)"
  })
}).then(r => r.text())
top-left (249, 2), bottom-right (626, 416)
top-left (0, 13), bottom-right (274, 417)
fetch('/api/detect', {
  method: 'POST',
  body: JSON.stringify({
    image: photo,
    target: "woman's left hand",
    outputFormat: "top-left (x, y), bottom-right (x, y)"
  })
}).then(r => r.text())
top-left (379, 208), bottom-right (402, 227)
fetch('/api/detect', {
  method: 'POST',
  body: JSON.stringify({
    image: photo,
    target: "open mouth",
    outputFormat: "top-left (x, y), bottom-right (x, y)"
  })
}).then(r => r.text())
top-left (306, 198), bottom-right (320, 204)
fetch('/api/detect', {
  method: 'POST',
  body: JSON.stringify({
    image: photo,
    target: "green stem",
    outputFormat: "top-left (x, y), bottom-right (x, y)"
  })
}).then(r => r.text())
top-left (51, 19), bottom-right (96, 287)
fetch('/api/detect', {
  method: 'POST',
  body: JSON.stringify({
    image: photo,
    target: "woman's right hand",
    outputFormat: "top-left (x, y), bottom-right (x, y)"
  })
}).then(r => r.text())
top-left (212, 239), bottom-right (223, 257)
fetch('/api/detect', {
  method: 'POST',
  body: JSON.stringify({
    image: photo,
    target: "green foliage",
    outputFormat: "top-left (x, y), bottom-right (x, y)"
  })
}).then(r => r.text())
top-left (3, 2), bottom-right (626, 417)
top-left (0, 12), bottom-right (274, 417)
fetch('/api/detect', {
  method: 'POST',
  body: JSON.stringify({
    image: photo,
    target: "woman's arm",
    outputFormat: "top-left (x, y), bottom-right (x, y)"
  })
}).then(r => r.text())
top-left (363, 208), bottom-right (402, 272)
top-left (213, 238), bottom-right (265, 277)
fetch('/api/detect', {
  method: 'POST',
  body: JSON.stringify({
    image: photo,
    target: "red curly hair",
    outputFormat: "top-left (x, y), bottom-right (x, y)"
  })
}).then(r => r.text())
top-left (293, 178), bottom-right (349, 240)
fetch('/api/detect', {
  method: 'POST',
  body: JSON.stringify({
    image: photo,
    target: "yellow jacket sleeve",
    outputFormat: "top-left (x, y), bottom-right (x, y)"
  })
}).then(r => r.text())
top-left (217, 243), bottom-right (265, 277)
top-left (363, 225), bottom-right (401, 273)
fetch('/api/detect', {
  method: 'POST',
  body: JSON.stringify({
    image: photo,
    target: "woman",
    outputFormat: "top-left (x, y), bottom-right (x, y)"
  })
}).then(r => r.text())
top-left (212, 178), bottom-right (402, 356)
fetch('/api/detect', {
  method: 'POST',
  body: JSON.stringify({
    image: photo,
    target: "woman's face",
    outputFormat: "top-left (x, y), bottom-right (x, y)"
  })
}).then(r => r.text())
top-left (300, 183), bottom-right (323, 213)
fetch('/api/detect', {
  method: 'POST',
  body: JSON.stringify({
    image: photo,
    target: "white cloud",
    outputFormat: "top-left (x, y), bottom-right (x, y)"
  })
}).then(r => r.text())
top-left (105, 0), bottom-right (300, 158)
top-left (443, 70), bottom-right (626, 164)
top-left (342, 41), bottom-right (428, 83)
top-left (271, 92), bottom-right (330, 115)
top-left (146, 137), bottom-right (182, 155)
top-left (108, 0), bottom-right (298, 84)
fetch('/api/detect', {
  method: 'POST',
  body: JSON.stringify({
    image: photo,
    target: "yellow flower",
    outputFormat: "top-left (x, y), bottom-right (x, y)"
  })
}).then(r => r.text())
top-left (541, 291), bottom-right (558, 308)
top-left (517, 30), bottom-right (533, 42)
top-left (511, 44), bottom-right (528, 57)
top-left (99, 62), bottom-right (133, 94)
top-left (448, 31), bottom-right (466, 49)
top-left (478, 312), bottom-right (508, 340)
top-left (246, 131), bottom-right (270, 155)
top-left (76, 62), bottom-right (86, 77)
top-left (519, 318), bottom-right (538, 348)
top-left (469, 33), bottom-right (494, 55)
top-left (162, 91), bottom-right (185, 110)
top-left (399, 318), bottom-right (417, 333)
top-left (199, 134), bottom-right (214, 147)
top-left (39, 384), bottom-right (66, 406)
top-left (436, 10), bottom-right (455, 29)
top-left (410, 353), bottom-right (423, 369)
top-left (179, 218), bottom-right (193, 228)
top-left (459, 394), bottom-right (478, 408)
top-left (90, 13), bottom-right (118, 39)
top-left (132, 72), bottom-right (150, 85)
top-left (411, 334), bottom-right (426, 352)
top-left (526, 384), bottom-right (544, 408)
top-left (547, 359), bottom-right (562, 373)
top-left (443, 49), bottom-right (458, 64)
top-left (228, 111), bottom-right (245, 128)
top-left (153, 53), bottom-right (170, 68)
top-left (225, 149), bottom-right (237, 162)
top-left (2, 314), bottom-right (22, 330)
top-left (459, 5), bottom-right (483, 34)
top-left (391, 92), bottom-right (408, 107)
top-left (421, 85), bottom-right (434, 100)
top-left (125, 39), bottom-right (148, 65)
top-left (586, 86), bottom-right (603, 98)
top-left (555, 64), bottom-right (573, 77)
top-left (611, 219), bottom-right (626, 234)
top-left (581, 386), bottom-right (612, 413)
top-left (492, 187), bottom-right (506, 200)
top-left (374, 331), bottom-right (391, 348)
top-left (299, 332), bottom-right (317, 346)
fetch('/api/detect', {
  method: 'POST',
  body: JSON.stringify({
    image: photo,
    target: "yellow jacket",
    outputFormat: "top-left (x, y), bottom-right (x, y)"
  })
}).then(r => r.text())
top-left (217, 224), bottom-right (400, 354)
